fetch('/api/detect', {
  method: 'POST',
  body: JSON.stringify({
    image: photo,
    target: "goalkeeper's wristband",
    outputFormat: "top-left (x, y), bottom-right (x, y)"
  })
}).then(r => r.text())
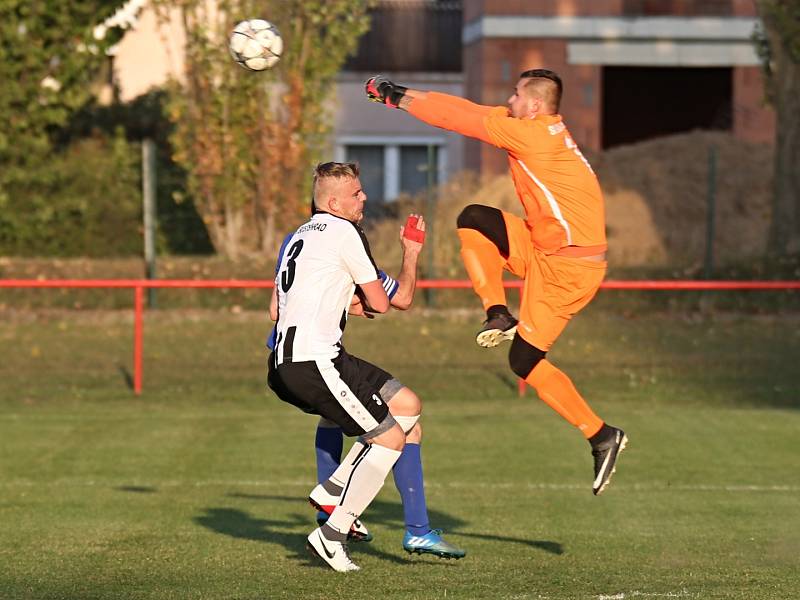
top-left (384, 83), bottom-right (407, 108)
top-left (366, 76), bottom-right (407, 108)
top-left (378, 270), bottom-right (399, 299)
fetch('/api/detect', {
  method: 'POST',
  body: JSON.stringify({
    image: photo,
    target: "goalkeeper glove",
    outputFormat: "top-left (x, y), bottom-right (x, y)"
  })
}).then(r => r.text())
top-left (365, 75), bottom-right (407, 108)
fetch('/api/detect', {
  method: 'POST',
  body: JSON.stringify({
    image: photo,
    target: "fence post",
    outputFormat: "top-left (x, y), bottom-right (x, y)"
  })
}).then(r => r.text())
top-left (142, 138), bottom-right (158, 308)
top-left (425, 143), bottom-right (437, 307)
top-left (704, 145), bottom-right (717, 280)
top-left (134, 285), bottom-right (144, 395)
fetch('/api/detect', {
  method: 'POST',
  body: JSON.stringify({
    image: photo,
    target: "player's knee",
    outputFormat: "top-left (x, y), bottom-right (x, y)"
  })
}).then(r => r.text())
top-left (405, 421), bottom-right (422, 444)
top-left (371, 423), bottom-right (406, 452)
top-left (508, 334), bottom-right (546, 379)
top-left (388, 386), bottom-right (422, 418)
top-left (457, 204), bottom-right (490, 230)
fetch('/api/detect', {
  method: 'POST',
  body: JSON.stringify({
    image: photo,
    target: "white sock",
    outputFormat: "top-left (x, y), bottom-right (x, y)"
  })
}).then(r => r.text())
top-left (328, 439), bottom-right (368, 489)
top-left (325, 443), bottom-right (401, 536)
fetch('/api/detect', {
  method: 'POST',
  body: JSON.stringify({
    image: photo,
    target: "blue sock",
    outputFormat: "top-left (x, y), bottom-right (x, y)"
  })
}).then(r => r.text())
top-left (393, 442), bottom-right (430, 536)
top-left (315, 424), bottom-right (343, 522)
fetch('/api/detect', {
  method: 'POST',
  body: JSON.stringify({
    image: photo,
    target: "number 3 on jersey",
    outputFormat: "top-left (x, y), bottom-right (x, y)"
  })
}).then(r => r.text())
top-left (280, 240), bottom-right (304, 292)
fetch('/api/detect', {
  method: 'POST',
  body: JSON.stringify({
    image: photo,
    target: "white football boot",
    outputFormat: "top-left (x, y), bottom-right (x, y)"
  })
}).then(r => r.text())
top-left (306, 527), bottom-right (360, 572)
top-left (309, 483), bottom-right (372, 542)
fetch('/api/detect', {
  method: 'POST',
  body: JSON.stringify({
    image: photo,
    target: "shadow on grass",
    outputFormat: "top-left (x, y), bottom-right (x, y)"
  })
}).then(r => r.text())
top-left (194, 507), bottom-right (315, 568)
top-left (115, 485), bottom-right (157, 494)
top-left (194, 506), bottom-right (414, 567)
top-left (224, 492), bottom-right (563, 556)
top-left (117, 365), bottom-right (134, 390)
top-left (456, 531), bottom-right (563, 555)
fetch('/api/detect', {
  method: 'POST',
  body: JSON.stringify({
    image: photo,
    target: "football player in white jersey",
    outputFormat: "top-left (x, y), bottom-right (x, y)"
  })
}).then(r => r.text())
top-left (267, 162), bottom-right (461, 571)
top-left (267, 201), bottom-right (465, 561)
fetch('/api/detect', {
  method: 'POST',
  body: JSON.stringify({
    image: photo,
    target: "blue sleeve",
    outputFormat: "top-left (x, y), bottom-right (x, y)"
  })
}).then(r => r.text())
top-left (274, 233), bottom-right (294, 274)
top-left (267, 233), bottom-right (295, 350)
top-left (378, 269), bottom-right (399, 300)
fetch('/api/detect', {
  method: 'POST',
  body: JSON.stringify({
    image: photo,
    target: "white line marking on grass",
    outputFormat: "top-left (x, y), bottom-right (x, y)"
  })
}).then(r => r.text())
top-left (598, 590), bottom-right (694, 599)
top-left (2, 480), bottom-right (798, 493)
top-left (437, 481), bottom-right (800, 493)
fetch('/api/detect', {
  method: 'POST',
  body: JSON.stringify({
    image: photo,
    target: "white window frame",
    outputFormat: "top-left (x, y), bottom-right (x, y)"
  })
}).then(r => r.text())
top-left (335, 136), bottom-right (448, 202)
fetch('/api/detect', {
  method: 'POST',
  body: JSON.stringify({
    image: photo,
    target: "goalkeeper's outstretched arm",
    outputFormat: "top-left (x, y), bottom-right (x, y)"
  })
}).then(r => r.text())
top-left (366, 75), bottom-right (495, 144)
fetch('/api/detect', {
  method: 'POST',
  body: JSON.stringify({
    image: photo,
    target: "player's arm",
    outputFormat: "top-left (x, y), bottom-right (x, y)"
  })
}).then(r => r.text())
top-left (348, 293), bottom-right (374, 319)
top-left (366, 75), bottom-right (495, 144)
top-left (404, 89), bottom-right (495, 116)
top-left (356, 279), bottom-right (390, 314)
top-left (269, 286), bottom-right (278, 321)
top-left (355, 214), bottom-right (424, 313)
top-left (389, 214), bottom-right (425, 310)
top-left (342, 223), bottom-right (391, 314)
top-left (268, 232), bottom-right (294, 323)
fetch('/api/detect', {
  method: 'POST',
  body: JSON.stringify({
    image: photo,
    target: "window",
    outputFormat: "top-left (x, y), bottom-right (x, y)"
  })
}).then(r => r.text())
top-left (400, 145), bottom-right (438, 196)
top-left (339, 140), bottom-right (446, 205)
top-left (345, 145), bottom-right (385, 203)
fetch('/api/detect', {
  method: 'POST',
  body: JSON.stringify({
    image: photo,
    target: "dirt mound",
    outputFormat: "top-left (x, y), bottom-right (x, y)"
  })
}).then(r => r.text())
top-left (594, 130), bottom-right (773, 268)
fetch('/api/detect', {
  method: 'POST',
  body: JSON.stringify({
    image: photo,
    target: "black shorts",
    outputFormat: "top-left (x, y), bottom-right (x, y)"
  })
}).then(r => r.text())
top-left (267, 350), bottom-right (395, 437)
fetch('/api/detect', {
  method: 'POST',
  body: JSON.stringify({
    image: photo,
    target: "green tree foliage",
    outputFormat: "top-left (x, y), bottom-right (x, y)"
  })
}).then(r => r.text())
top-left (754, 0), bottom-right (800, 257)
top-left (0, 129), bottom-right (143, 257)
top-left (0, 0), bottom-right (130, 255)
top-left (67, 90), bottom-right (214, 255)
top-left (152, 0), bottom-right (375, 259)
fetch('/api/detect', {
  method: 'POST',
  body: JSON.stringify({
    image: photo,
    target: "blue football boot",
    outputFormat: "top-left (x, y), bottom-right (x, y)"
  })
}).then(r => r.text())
top-left (403, 529), bottom-right (466, 559)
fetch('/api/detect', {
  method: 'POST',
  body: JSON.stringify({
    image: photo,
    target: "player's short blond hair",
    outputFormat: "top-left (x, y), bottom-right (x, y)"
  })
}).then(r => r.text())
top-left (312, 162), bottom-right (360, 212)
top-left (313, 161), bottom-right (359, 189)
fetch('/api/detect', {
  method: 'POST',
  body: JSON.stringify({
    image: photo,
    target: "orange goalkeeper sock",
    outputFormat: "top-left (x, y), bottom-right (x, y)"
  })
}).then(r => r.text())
top-left (458, 228), bottom-right (506, 311)
top-left (526, 359), bottom-right (604, 438)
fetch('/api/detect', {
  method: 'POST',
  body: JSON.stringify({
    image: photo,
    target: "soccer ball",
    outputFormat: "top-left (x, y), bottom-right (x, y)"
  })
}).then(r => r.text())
top-left (228, 19), bottom-right (283, 71)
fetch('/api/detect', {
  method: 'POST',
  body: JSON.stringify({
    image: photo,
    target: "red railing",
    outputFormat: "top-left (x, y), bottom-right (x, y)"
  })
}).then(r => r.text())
top-left (2, 278), bottom-right (799, 395)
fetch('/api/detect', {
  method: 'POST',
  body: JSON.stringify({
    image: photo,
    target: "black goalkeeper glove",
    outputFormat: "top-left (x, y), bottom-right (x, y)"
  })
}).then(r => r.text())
top-left (365, 75), bottom-right (407, 108)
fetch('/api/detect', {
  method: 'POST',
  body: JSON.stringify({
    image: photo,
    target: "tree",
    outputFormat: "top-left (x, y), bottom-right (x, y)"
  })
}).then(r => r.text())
top-left (0, 0), bottom-right (131, 254)
top-left (152, 0), bottom-right (374, 259)
top-left (754, 1), bottom-right (800, 258)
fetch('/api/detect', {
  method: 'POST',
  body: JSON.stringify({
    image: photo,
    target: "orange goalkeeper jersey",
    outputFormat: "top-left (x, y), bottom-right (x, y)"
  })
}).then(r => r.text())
top-left (409, 92), bottom-right (606, 254)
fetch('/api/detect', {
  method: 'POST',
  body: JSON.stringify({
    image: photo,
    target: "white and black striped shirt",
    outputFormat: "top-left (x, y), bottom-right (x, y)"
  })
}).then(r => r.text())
top-left (273, 212), bottom-right (379, 365)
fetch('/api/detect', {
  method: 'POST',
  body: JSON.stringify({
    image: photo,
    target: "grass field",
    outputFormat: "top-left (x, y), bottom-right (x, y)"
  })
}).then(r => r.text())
top-left (1, 305), bottom-right (799, 599)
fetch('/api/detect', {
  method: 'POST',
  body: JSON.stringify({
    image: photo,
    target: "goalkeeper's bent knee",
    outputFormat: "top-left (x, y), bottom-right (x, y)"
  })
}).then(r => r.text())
top-left (508, 334), bottom-right (547, 379)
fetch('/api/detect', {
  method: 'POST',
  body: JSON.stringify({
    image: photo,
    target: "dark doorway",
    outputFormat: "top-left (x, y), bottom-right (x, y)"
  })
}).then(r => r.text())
top-left (602, 66), bottom-right (732, 148)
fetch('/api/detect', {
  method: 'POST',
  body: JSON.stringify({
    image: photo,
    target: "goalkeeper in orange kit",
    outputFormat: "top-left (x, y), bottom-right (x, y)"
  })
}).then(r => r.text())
top-left (366, 70), bottom-right (627, 495)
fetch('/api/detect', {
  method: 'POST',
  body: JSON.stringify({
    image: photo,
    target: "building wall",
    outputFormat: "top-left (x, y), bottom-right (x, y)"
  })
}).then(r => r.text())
top-left (464, 0), bottom-right (623, 20)
top-left (733, 66), bottom-right (774, 145)
top-left (111, 6), bottom-right (185, 102)
top-left (463, 0), bottom-right (773, 175)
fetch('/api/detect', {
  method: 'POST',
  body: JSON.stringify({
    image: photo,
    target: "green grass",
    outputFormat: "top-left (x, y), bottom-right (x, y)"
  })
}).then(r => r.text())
top-left (1, 307), bottom-right (799, 599)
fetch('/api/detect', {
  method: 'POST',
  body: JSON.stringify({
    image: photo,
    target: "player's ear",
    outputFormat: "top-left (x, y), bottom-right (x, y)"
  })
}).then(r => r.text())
top-left (528, 97), bottom-right (540, 118)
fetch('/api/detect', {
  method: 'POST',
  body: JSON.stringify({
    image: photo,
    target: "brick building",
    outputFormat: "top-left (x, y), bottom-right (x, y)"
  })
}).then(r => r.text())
top-left (459, 0), bottom-right (773, 174)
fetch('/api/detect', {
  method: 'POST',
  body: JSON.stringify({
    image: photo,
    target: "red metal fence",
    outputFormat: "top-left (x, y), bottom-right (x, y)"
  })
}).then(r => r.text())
top-left (2, 278), bottom-right (799, 395)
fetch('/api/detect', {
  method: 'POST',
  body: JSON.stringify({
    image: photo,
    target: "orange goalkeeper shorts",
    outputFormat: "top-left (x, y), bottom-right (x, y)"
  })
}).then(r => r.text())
top-left (501, 211), bottom-right (607, 351)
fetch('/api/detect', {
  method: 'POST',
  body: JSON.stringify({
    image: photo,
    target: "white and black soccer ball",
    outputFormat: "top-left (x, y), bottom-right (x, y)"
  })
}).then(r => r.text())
top-left (228, 19), bottom-right (283, 71)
